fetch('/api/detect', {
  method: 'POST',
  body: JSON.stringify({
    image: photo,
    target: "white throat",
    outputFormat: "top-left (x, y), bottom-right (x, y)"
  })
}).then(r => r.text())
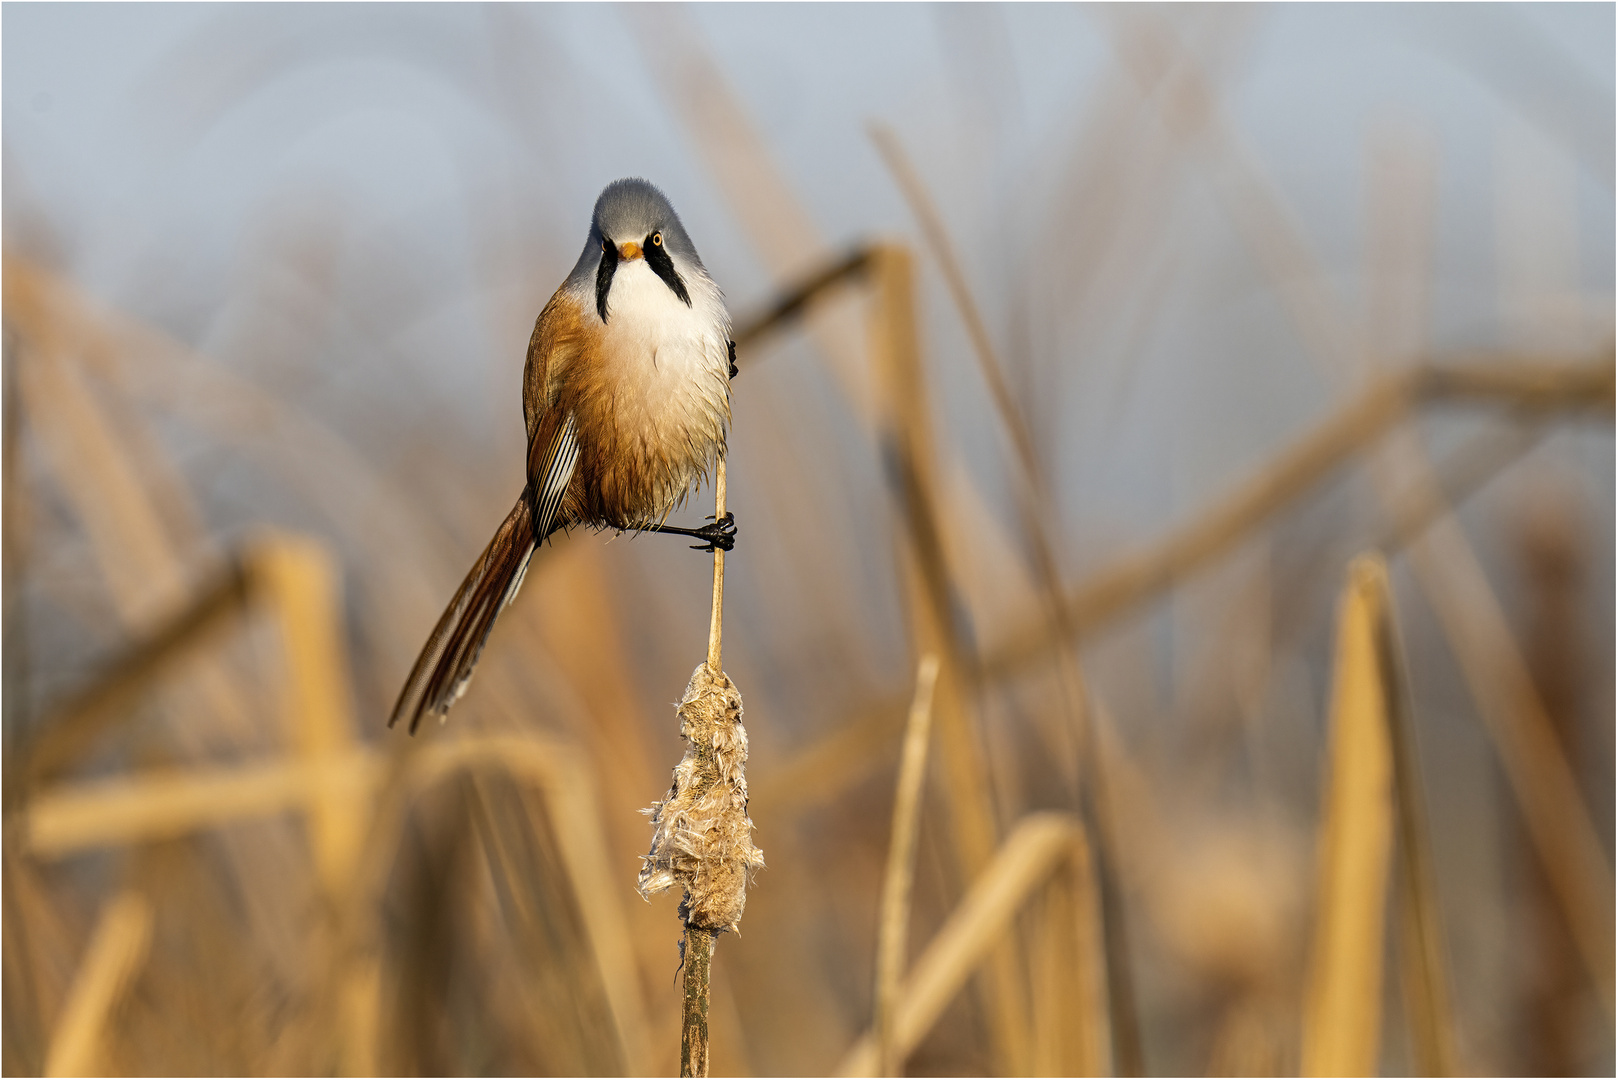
top-left (597, 256), bottom-right (731, 439)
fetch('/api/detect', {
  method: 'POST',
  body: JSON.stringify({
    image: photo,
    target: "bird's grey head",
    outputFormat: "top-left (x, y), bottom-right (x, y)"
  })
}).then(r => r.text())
top-left (573, 178), bottom-right (707, 323)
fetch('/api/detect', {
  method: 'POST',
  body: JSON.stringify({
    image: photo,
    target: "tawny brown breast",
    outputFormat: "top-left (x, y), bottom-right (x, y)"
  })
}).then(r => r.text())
top-left (522, 282), bottom-right (729, 533)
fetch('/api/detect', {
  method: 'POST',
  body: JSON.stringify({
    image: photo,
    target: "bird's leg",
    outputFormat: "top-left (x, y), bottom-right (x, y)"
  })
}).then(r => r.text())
top-left (643, 513), bottom-right (736, 552)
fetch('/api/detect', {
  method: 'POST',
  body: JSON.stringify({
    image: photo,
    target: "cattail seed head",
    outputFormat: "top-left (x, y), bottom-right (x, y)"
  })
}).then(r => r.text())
top-left (639, 664), bottom-right (764, 932)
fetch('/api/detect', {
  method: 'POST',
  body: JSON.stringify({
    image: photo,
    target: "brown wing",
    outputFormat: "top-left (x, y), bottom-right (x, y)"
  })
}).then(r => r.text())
top-left (523, 290), bottom-right (590, 445)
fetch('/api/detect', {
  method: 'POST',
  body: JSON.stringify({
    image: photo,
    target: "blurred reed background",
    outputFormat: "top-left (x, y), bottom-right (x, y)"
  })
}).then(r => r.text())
top-left (2, 3), bottom-right (1613, 1076)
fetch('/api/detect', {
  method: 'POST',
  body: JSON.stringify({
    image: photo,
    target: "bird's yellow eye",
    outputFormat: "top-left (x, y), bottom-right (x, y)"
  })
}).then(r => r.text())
top-left (651, 232), bottom-right (663, 247)
top-left (601, 238), bottom-right (609, 253)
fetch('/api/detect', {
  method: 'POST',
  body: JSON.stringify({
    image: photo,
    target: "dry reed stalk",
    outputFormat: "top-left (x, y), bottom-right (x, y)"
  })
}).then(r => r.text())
top-left (465, 743), bottom-right (652, 1073)
top-left (1361, 142), bottom-right (1461, 1076)
top-left (1406, 498), bottom-right (1616, 1013)
top-left (708, 457), bottom-right (727, 673)
top-left (1370, 146), bottom-right (1613, 1021)
top-left (250, 533), bottom-right (364, 898)
top-left (731, 248), bottom-right (873, 354)
top-left (1373, 422), bottom-right (1546, 552)
top-left (25, 753), bottom-right (381, 857)
top-left (1301, 556), bottom-right (1396, 1077)
top-left (874, 653), bottom-right (941, 1076)
top-left (44, 890), bottom-right (153, 1078)
top-left (1031, 843), bottom-right (1113, 1077)
top-left (981, 352), bottom-right (1613, 684)
top-left (7, 518), bottom-right (370, 1067)
top-left (1371, 564), bottom-right (1459, 1077)
top-left (247, 532), bottom-right (385, 1076)
top-left (2, 844), bottom-right (79, 1076)
top-left (639, 454), bottom-right (763, 1077)
top-left (872, 125), bottom-right (1151, 1073)
top-left (1512, 498), bottom-right (1592, 1074)
top-left (367, 735), bottom-right (651, 1074)
top-left (838, 812), bottom-right (1108, 1077)
top-left (20, 560), bottom-right (250, 786)
top-left (867, 243), bottom-right (1029, 1072)
top-left (870, 123), bottom-right (1087, 789)
top-left (464, 776), bottom-right (624, 1075)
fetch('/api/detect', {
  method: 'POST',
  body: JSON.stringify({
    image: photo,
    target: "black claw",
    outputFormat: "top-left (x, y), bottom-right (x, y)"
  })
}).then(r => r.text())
top-left (728, 340), bottom-right (739, 379)
top-left (689, 512), bottom-right (737, 553)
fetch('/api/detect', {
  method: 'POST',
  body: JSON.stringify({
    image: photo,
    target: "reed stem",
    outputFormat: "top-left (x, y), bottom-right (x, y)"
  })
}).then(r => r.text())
top-left (681, 928), bottom-right (714, 1077)
top-left (707, 456), bottom-right (726, 674)
top-left (875, 654), bottom-right (941, 1076)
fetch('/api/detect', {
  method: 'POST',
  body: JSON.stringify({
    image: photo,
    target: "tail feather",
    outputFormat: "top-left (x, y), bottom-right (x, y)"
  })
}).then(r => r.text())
top-left (389, 497), bottom-right (537, 734)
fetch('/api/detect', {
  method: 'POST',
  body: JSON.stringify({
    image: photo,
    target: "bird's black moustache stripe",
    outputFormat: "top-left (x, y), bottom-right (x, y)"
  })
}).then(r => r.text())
top-left (644, 236), bottom-right (692, 308)
top-left (595, 240), bottom-right (617, 323)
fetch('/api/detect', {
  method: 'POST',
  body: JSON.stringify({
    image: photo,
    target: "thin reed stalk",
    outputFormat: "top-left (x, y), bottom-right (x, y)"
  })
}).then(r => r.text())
top-left (875, 653), bottom-right (941, 1076)
top-left (707, 457), bottom-right (727, 674)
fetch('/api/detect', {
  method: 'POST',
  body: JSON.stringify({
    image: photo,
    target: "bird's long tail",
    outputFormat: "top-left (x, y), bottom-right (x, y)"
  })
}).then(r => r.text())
top-left (388, 496), bottom-right (541, 734)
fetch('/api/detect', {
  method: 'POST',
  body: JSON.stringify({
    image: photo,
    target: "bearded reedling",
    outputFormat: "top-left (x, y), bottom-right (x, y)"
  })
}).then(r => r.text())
top-left (391, 178), bottom-right (738, 734)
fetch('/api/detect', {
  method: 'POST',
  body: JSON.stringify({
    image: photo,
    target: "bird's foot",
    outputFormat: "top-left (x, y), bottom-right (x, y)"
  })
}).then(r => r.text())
top-left (689, 512), bottom-right (736, 552)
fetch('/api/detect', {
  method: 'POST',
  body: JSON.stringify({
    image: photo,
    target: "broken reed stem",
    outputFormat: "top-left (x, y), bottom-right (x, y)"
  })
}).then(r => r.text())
top-left (876, 654), bottom-right (941, 1077)
top-left (640, 449), bottom-right (762, 1078)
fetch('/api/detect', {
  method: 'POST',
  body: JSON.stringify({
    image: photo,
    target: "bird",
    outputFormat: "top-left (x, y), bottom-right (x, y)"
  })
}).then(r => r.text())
top-left (389, 178), bottom-right (737, 734)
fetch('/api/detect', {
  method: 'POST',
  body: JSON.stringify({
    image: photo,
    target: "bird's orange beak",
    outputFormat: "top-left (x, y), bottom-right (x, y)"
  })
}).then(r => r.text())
top-left (618, 241), bottom-right (642, 260)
